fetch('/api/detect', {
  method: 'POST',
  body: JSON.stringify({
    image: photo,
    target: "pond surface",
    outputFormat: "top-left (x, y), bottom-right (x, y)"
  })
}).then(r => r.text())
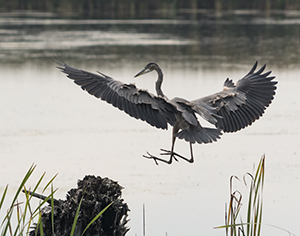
top-left (0, 10), bottom-right (299, 236)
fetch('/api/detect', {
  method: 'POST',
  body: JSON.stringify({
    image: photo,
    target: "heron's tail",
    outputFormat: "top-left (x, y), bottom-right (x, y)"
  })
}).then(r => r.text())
top-left (175, 126), bottom-right (222, 144)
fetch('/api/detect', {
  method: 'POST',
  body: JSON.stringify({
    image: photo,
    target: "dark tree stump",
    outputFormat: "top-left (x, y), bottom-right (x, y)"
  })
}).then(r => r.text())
top-left (29, 175), bottom-right (130, 236)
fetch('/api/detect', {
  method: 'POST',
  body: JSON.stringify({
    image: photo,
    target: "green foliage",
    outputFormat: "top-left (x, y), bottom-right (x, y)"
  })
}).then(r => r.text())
top-left (246, 156), bottom-right (265, 236)
top-left (0, 165), bottom-right (112, 236)
top-left (0, 164), bottom-right (57, 236)
top-left (70, 194), bottom-right (83, 236)
top-left (81, 202), bottom-right (113, 236)
top-left (215, 156), bottom-right (265, 236)
top-left (215, 155), bottom-right (296, 236)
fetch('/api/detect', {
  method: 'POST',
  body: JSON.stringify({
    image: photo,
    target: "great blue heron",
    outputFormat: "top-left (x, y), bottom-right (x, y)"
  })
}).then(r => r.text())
top-left (58, 62), bottom-right (277, 165)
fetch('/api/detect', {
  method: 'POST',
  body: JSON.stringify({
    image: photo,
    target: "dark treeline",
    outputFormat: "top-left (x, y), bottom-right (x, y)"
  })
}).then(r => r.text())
top-left (2, 0), bottom-right (300, 18)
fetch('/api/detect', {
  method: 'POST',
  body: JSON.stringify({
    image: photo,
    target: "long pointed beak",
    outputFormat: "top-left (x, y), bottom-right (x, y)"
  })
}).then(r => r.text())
top-left (134, 68), bottom-right (150, 78)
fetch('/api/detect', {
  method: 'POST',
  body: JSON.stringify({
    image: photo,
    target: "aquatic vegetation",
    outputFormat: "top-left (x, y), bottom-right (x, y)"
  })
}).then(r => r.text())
top-left (0, 165), bottom-right (126, 236)
top-left (216, 156), bottom-right (294, 236)
top-left (0, 164), bottom-right (56, 236)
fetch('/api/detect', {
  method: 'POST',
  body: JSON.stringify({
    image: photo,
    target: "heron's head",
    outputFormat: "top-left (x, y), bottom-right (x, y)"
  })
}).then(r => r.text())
top-left (134, 62), bottom-right (159, 78)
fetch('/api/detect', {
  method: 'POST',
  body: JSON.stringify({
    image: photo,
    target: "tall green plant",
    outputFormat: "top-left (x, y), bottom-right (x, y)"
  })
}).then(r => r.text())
top-left (0, 164), bottom-right (57, 236)
top-left (246, 156), bottom-right (265, 236)
top-left (215, 156), bottom-right (295, 236)
top-left (1, 165), bottom-right (113, 236)
top-left (215, 156), bottom-right (265, 236)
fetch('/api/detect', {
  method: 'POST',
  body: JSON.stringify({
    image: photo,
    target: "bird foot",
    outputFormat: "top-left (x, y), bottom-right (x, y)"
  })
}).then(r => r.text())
top-left (143, 149), bottom-right (193, 165)
top-left (143, 151), bottom-right (175, 165)
top-left (160, 149), bottom-right (184, 161)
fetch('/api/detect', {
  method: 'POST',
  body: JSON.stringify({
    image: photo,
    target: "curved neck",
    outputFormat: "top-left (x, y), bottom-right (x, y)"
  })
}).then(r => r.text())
top-left (155, 67), bottom-right (165, 97)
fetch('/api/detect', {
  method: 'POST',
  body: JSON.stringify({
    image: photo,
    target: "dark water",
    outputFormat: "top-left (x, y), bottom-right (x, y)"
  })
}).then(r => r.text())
top-left (1, 10), bottom-right (300, 68)
top-left (0, 10), bottom-right (300, 236)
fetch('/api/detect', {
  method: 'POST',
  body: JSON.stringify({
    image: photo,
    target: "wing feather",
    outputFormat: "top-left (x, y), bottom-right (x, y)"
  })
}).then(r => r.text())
top-left (192, 62), bottom-right (277, 132)
top-left (58, 63), bottom-right (178, 129)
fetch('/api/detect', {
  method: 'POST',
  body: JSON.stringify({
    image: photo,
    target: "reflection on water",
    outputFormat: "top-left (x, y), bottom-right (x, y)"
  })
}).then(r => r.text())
top-left (0, 11), bottom-right (300, 236)
top-left (1, 11), bottom-right (300, 67)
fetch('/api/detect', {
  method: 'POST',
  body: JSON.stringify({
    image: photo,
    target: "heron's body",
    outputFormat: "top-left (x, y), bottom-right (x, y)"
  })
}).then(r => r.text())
top-left (58, 62), bottom-right (277, 164)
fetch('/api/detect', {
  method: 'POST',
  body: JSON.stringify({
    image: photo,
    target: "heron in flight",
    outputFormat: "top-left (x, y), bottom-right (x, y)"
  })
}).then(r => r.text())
top-left (58, 62), bottom-right (277, 165)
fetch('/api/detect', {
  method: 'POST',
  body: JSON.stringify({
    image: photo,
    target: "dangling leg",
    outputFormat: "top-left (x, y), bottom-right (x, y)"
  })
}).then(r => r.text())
top-left (143, 132), bottom-right (177, 165)
top-left (160, 142), bottom-right (194, 163)
top-left (143, 127), bottom-right (194, 164)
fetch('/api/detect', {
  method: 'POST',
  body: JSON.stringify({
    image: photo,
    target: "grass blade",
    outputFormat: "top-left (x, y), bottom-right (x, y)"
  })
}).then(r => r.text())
top-left (81, 202), bottom-right (113, 236)
top-left (31, 189), bottom-right (58, 217)
top-left (0, 165), bottom-right (59, 236)
top-left (70, 195), bottom-right (83, 236)
top-left (29, 172), bottom-right (46, 201)
top-left (50, 184), bottom-right (55, 236)
top-left (42, 174), bottom-right (58, 194)
top-left (1, 165), bottom-right (36, 235)
top-left (0, 185), bottom-right (8, 210)
top-left (38, 213), bottom-right (44, 236)
top-left (215, 156), bottom-right (266, 236)
top-left (12, 165), bottom-right (36, 207)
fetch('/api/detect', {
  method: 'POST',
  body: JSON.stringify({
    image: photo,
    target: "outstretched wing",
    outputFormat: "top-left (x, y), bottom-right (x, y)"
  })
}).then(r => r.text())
top-left (192, 62), bottom-right (277, 132)
top-left (58, 63), bottom-right (178, 129)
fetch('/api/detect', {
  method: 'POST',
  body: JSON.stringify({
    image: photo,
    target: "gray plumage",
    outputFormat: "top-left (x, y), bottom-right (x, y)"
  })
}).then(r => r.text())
top-left (193, 63), bottom-right (277, 133)
top-left (58, 62), bottom-right (277, 164)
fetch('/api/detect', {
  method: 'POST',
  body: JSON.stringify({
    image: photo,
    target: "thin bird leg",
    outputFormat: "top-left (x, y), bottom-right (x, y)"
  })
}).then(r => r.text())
top-left (143, 152), bottom-right (174, 165)
top-left (144, 128), bottom-right (195, 164)
top-left (143, 131), bottom-right (178, 165)
top-left (160, 142), bottom-right (194, 163)
top-left (158, 125), bottom-right (194, 163)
